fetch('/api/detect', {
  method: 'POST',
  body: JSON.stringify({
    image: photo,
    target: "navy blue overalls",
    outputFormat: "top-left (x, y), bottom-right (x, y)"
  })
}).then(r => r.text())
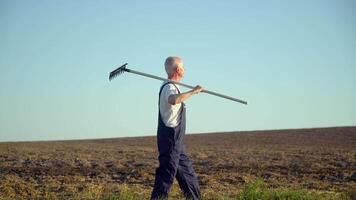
top-left (151, 82), bottom-right (201, 200)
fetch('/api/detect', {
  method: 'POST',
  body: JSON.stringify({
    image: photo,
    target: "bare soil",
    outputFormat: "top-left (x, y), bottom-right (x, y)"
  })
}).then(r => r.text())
top-left (0, 126), bottom-right (355, 198)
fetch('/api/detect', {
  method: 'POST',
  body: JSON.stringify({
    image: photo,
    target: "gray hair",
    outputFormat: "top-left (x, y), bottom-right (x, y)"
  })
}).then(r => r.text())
top-left (164, 56), bottom-right (182, 76)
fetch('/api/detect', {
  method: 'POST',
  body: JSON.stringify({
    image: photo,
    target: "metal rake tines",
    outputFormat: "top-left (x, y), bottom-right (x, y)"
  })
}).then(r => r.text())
top-left (109, 63), bottom-right (129, 81)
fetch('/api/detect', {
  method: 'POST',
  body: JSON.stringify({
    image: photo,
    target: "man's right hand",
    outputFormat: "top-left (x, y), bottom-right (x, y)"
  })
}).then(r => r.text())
top-left (193, 85), bottom-right (204, 94)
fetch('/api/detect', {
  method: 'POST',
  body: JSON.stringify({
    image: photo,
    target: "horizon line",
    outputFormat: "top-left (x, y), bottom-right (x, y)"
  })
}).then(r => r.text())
top-left (1, 125), bottom-right (355, 143)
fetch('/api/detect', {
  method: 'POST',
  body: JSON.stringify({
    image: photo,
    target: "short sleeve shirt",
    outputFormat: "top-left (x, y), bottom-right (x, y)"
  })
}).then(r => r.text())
top-left (159, 81), bottom-right (182, 127)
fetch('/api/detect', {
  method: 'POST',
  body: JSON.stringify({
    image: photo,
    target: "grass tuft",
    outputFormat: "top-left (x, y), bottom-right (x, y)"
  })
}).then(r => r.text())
top-left (236, 178), bottom-right (351, 200)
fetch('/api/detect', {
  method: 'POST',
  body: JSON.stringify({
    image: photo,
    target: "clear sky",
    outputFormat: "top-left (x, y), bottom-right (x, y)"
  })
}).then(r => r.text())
top-left (0, 0), bottom-right (355, 142)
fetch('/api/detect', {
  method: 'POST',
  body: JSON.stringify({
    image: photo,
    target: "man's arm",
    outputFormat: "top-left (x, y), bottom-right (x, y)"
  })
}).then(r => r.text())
top-left (168, 85), bottom-right (204, 105)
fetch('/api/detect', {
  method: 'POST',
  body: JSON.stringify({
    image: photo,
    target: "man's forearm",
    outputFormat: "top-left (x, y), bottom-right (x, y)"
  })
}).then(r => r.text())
top-left (168, 90), bottom-right (197, 105)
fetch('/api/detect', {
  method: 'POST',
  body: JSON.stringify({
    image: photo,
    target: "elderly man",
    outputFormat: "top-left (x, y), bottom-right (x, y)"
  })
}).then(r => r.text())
top-left (151, 57), bottom-right (203, 200)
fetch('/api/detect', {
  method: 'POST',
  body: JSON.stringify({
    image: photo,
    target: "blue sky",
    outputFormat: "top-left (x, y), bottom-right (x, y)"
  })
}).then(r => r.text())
top-left (0, 0), bottom-right (355, 141)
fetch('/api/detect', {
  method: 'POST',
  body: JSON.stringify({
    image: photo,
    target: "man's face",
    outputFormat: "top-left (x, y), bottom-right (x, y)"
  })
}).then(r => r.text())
top-left (176, 61), bottom-right (185, 79)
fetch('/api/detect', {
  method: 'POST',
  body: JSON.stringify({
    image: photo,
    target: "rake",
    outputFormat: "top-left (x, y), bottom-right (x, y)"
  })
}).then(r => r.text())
top-left (109, 63), bottom-right (247, 105)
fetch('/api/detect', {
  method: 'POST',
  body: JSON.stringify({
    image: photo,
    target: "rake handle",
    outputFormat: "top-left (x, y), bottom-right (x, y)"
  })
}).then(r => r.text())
top-left (127, 69), bottom-right (248, 105)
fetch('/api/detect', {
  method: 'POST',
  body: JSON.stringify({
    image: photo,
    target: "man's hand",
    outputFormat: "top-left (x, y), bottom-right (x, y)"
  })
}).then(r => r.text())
top-left (192, 85), bottom-right (204, 94)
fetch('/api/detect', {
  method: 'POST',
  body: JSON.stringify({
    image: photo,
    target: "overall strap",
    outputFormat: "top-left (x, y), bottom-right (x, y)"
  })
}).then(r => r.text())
top-left (158, 82), bottom-right (184, 123)
top-left (159, 82), bottom-right (181, 97)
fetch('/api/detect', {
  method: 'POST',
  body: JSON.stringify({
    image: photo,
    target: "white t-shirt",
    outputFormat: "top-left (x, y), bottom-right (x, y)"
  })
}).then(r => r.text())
top-left (159, 81), bottom-right (182, 127)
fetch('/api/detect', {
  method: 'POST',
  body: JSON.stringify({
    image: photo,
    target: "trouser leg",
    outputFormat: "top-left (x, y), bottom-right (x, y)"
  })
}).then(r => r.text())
top-left (151, 127), bottom-right (181, 200)
top-left (175, 153), bottom-right (201, 200)
top-left (151, 150), bottom-right (180, 200)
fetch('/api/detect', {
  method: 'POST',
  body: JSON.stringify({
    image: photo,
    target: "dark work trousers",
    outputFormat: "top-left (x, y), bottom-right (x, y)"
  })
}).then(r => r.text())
top-left (151, 82), bottom-right (201, 200)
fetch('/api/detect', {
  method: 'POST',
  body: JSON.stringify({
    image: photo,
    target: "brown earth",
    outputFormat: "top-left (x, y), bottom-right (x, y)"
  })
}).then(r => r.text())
top-left (0, 126), bottom-right (355, 198)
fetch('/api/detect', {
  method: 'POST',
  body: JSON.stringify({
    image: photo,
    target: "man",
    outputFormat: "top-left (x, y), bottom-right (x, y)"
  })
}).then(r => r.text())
top-left (151, 57), bottom-right (203, 200)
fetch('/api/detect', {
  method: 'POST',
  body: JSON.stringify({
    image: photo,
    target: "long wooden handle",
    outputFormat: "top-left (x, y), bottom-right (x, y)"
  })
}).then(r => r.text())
top-left (127, 68), bottom-right (248, 105)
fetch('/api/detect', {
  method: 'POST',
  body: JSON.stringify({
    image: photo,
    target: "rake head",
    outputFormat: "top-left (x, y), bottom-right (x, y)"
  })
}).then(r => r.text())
top-left (109, 63), bottom-right (129, 81)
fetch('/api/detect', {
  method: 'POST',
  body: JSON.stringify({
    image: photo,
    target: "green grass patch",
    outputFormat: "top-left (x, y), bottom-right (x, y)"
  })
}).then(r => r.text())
top-left (98, 179), bottom-right (352, 200)
top-left (0, 179), bottom-right (352, 200)
top-left (236, 179), bottom-right (349, 200)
